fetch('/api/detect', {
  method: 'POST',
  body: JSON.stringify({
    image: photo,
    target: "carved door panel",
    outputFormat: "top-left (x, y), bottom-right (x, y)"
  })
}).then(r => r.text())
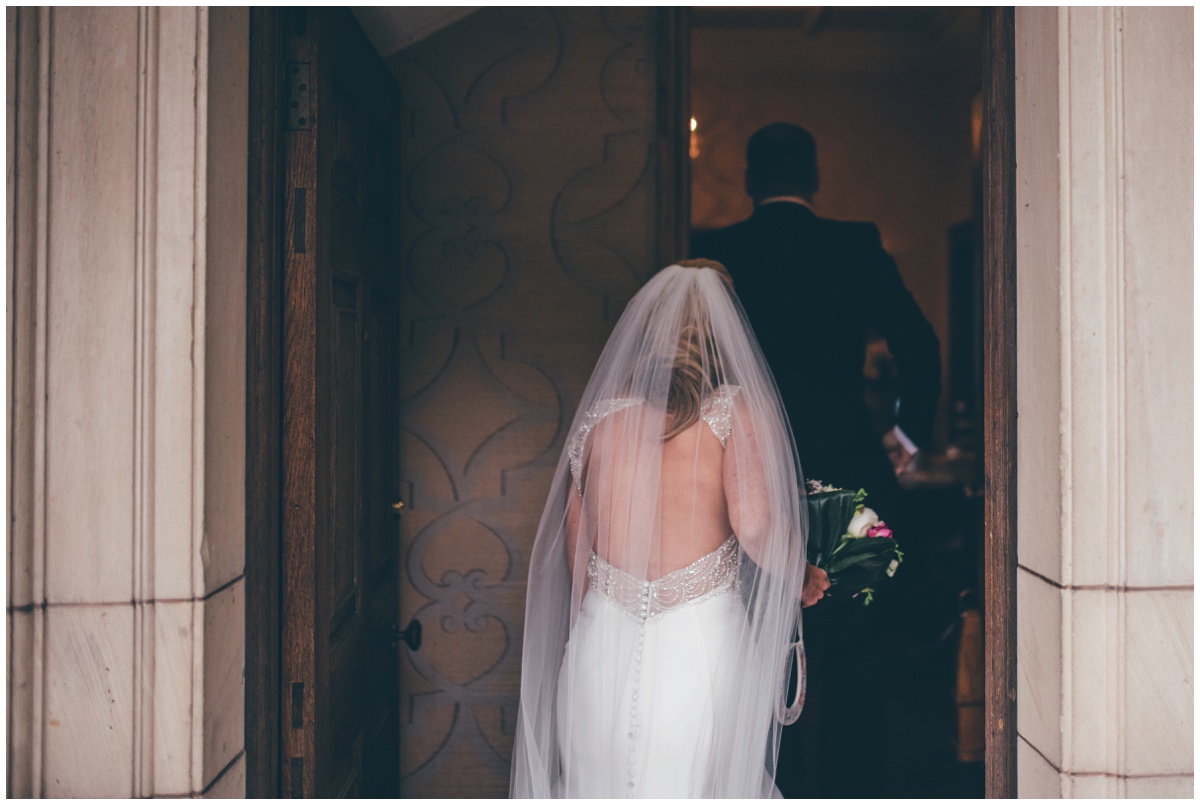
top-left (280, 8), bottom-right (402, 797)
top-left (388, 8), bottom-right (688, 797)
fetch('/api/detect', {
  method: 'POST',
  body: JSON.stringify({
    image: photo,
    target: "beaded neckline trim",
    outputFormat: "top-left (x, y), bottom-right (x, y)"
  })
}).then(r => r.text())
top-left (586, 535), bottom-right (741, 623)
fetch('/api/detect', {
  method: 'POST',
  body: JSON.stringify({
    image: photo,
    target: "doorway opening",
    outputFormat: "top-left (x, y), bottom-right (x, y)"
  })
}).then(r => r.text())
top-left (688, 7), bottom-right (988, 798)
top-left (245, 7), bottom-right (1016, 798)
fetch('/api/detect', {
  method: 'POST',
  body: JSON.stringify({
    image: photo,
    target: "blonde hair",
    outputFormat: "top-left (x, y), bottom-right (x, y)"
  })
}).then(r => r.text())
top-left (664, 259), bottom-right (732, 439)
top-left (676, 258), bottom-right (733, 287)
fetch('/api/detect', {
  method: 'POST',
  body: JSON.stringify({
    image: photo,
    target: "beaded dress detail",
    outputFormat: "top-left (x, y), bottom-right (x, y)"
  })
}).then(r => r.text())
top-left (567, 397), bottom-right (643, 493)
top-left (587, 535), bottom-right (740, 622)
top-left (700, 385), bottom-right (740, 447)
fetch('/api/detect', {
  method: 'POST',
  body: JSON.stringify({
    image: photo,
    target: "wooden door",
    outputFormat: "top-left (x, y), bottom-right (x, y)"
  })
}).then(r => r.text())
top-left (385, 9), bottom-right (689, 796)
top-left (279, 8), bottom-right (403, 797)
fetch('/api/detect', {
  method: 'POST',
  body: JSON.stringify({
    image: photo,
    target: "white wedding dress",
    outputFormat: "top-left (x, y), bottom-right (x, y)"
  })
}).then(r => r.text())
top-left (558, 536), bottom-right (748, 797)
top-left (511, 264), bottom-right (807, 799)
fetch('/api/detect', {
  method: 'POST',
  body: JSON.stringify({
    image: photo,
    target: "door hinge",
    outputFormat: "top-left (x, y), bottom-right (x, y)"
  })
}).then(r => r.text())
top-left (287, 63), bottom-right (312, 131)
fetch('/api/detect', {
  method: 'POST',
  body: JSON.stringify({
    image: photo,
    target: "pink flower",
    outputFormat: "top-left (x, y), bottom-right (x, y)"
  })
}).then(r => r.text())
top-left (867, 522), bottom-right (893, 539)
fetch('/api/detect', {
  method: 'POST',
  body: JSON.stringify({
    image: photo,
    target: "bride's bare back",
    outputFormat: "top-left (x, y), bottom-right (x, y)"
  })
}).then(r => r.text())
top-left (567, 391), bottom-right (768, 580)
top-left (660, 417), bottom-right (731, 565)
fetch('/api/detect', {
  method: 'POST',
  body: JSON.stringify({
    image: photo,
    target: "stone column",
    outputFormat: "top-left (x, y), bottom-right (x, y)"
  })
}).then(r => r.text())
top-left (1015, 6), bottom-right (1193, 798)
top-left (6, 7), bottom-right (247, 797)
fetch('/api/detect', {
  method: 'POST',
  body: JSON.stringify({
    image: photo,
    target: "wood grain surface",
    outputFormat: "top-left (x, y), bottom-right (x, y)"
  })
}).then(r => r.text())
top-left (244, 8), bottom-right (285, 796)
top-left (982, 6), bottom-right (1017, 799)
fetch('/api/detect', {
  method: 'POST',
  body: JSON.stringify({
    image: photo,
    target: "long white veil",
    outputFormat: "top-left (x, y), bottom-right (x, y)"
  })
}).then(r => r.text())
top-left (511, 263), bottom-right (808, 798)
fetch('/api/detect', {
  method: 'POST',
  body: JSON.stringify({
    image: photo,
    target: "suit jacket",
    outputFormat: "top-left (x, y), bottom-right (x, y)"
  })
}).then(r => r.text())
top-left (691, 202), bottom-right (941, 500)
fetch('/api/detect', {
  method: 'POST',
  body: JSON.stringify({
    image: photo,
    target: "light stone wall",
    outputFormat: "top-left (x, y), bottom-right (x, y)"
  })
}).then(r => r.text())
top-left (1015, 6), bottom-right (1193, 798)
top-left (6, 7), bottom-right (247, 797)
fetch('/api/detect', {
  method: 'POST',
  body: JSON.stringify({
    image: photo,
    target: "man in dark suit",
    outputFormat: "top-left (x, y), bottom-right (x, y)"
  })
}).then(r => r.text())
top-left (691, 123), bottom-right (942, 798)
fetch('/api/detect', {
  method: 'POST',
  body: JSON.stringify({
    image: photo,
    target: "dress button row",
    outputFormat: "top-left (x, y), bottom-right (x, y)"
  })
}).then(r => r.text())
top-left (627, 597), bottom-right (649, 799)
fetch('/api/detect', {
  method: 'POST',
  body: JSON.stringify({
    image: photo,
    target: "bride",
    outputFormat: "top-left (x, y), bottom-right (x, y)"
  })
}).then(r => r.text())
top-left (511, 260), bottom-right (827, 798)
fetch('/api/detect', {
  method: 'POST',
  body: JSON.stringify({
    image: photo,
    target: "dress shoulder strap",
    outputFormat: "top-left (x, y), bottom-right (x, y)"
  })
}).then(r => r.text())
top-left (700, 385), bottom-right (741, 448)
top-left (567, 397), bottom-right (642, 492)
top-left (568, 387), bottom-right (740, 491)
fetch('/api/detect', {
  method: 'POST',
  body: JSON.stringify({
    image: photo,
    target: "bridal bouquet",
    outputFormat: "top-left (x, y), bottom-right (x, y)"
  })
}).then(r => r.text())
top-left (805, 480), bottom-right (903, 605)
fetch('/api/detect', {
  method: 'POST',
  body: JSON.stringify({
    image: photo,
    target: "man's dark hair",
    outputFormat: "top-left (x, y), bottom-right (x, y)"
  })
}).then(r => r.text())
top-left (745, 122), bottom-right (819, 200)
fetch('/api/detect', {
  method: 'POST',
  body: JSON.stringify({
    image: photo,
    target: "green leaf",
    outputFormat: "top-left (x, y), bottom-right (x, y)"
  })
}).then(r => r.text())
top-left (825, 539), bottom-right (894, 572)
top-left (805, 489), bottom-right (859, 568)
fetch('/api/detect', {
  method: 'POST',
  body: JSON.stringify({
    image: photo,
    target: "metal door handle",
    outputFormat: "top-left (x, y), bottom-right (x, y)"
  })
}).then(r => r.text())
top-left (390, 619), bottom-right (421, 651)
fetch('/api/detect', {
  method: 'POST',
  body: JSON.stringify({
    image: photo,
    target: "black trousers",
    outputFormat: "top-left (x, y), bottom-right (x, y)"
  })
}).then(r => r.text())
top-left (775, 595), bottom-right (892, 798)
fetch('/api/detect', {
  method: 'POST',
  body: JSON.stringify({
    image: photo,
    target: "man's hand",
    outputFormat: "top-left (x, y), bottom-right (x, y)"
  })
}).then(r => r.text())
top-left (882, 427), bottom-right (916, 476)
top-left (801, 562), bottom-right (831, 608)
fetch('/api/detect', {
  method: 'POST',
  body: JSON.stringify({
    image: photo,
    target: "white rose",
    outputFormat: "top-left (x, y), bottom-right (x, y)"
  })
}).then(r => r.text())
top-left (846, 507), bottom-right (879, 538)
